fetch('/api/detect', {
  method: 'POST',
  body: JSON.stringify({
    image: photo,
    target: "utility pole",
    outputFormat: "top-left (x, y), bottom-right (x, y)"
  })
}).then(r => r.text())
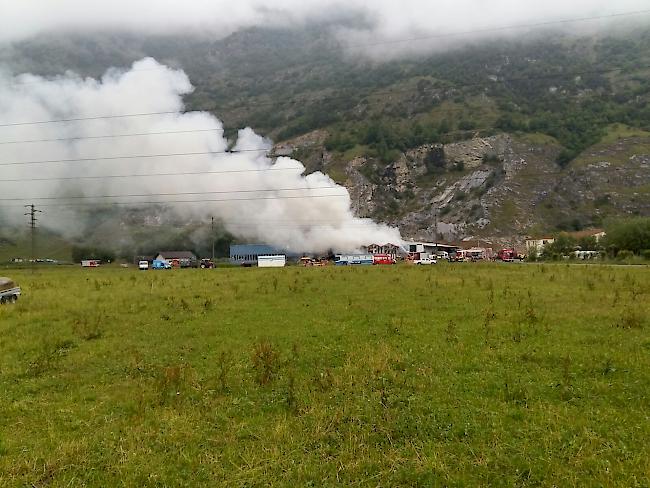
top-left (433, 205), bottom-right (438, 245)
top-left (25, 204), bottom-right (42, 273)
top-left (211, 216), bottom-right (215, 261)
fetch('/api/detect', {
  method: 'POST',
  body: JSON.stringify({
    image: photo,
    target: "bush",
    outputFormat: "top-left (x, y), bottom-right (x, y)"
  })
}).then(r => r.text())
top-left (642, 250), bottom-right (650, 261)
top-left (617, 250), bottom-right (634, 260)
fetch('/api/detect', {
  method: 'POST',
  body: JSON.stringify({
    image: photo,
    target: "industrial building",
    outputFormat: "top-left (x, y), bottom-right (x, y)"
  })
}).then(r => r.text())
top-left (230, 244), bottom-right (289, 266)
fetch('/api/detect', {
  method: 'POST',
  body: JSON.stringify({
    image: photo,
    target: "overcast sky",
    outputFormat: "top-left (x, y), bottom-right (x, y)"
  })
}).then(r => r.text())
top-left (2, 0), bottom-right (649, 46)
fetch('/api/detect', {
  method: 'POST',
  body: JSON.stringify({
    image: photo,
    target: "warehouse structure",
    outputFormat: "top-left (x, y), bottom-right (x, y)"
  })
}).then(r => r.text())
top-left (230, 244), bottom-right (293, 266)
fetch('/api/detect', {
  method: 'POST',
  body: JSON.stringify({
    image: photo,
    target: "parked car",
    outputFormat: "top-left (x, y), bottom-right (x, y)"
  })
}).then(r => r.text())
top-left (138, 260), bottom-right (149, 270)
top-left (414, 257), bottom-right (437, 265)
top-left (0, 277), bottom-right (21, 304)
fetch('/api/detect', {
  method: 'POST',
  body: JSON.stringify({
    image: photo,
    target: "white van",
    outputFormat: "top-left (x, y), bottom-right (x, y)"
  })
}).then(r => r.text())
top-left (138, 260), bottom-right (149, 270)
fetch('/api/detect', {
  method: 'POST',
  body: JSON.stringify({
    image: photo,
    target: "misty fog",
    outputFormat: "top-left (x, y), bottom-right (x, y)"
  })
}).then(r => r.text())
top-left (2, 0), bottom-right (649, 56)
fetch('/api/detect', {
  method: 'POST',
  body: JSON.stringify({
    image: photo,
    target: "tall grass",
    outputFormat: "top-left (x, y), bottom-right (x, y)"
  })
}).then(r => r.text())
top-left (0, 263), bottom-right (649, 486)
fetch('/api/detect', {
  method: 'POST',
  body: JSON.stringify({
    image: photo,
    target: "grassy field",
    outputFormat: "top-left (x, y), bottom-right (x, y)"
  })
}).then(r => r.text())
top-left (1, 264), bottom-right (649, 486)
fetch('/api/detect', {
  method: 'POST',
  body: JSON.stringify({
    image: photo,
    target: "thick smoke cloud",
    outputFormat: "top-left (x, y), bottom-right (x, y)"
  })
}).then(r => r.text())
top-left (1, 1), bottom-right (649, 52)
top-left (0, 58), bottom-right (402, 253)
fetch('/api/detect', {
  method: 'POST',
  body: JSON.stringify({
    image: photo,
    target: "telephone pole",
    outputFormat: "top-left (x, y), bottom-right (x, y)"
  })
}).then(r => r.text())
top-left (25, 204), bottom-right (42, 272)
top-left (211, 216), bottom-right (215, 261)
top-left (433, 205), bottom-right (438, 244)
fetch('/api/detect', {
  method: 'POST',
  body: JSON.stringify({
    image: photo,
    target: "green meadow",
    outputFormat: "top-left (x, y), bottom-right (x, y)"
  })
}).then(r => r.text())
top-left (1, 263), bottom-right (649, 486)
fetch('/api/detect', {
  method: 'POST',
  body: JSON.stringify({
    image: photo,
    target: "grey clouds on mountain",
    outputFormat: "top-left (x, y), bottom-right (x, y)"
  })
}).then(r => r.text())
top-left (2, 0), bottom-right (649, 50)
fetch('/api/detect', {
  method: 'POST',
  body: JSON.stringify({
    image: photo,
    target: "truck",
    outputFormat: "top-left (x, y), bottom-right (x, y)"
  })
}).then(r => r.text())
top-left (409, 252), bottom-right (437, 265)
top-left (138, 260), bottom-right (149, 270)
top-left (81, 260), bottom-right (101, 268)
top-left (414, 255), bottom-right (437, 265)
top-left (0, 277), bottom-right (21, 304)
top-left (335, 254), bottom-right (374, 266)
top-left (497, 249), bottom-right (517, 262)
top-left (372, 254), bottom-right (396, 265)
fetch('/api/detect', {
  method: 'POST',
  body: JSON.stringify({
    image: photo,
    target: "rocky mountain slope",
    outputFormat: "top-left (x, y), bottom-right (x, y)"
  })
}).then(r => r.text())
top-left (277, 125), bottom-right (650, 244)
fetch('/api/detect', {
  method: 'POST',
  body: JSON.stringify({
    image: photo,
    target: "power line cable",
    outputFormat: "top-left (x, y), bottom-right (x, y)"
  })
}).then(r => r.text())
top-left (0, 186), bottom-right (343, 202)
top-left (0, 127), bottom-right (225, 145)
top-left (0, 194), bottom-right (349, 209)
top-left (0, 164), bottom-right (645, 208)
top-left (0, 148), bottom-right (271, 168)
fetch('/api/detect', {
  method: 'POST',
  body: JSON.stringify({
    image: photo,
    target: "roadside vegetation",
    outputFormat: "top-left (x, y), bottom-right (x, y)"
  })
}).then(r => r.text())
top-left (531, 217), bottom-right (650, 262)
top-left (1, 264), bottom-right (649, 486)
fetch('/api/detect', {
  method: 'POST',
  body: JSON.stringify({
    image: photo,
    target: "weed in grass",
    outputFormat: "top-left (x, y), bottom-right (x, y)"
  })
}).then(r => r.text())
top-left (156, 364), bottom-right (195, 405)
top-left (585, 279), bottom-right (595, 291)
top-left (216, 351), bottom-right (234, 392)
top-left (602, 358), bottom-right (616, 376)
top-left (612, 288), bottom-right (620, 307)
top-left (483, 308), bottom-right (496, 345)
top-left (179, 298), bottom-right (191, 311)
top-left (252, 341), bottom-right (281, 386)
top-left (27, 339), bottom-right (76, 376)
top-left (560, 355), bottom-right (574, 402)
top-left (313, 368), bottom-right (334, 392)
top-left (445, 320), bottom-right (459, 344)
top-left (285, 372), bottom-right (299, 414)
top-left (504, 378), bottom-right (529, 407)
top-left (72, 315), bottom-right (104, 341)
top-left (615, 309), bottom-right (645, 330)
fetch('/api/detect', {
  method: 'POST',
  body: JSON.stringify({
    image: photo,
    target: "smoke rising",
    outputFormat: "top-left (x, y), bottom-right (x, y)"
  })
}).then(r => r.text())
top-left (0, 58), bottom-right (402, 253)
top-left (1, 1), bottom-right (649, 56)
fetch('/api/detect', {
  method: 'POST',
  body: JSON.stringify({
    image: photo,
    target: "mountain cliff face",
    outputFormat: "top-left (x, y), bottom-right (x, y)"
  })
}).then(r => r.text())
top-left (277, 127), bottom-right (650, 243)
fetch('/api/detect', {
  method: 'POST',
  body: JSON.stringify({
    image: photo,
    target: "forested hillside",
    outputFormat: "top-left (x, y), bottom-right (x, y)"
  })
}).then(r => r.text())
top-left (2, 23), bottom-right (650, 245)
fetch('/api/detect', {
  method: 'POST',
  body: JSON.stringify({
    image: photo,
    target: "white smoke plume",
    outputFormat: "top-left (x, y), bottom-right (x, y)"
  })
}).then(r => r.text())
top-left (1, 1), bottom-right (649, 56)
top-left (0, 58), bottom-right (402, 253)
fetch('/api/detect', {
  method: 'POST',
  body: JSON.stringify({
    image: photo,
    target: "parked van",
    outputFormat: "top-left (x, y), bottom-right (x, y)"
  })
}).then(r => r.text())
top-left (138, 260), bottom-right (149, 270)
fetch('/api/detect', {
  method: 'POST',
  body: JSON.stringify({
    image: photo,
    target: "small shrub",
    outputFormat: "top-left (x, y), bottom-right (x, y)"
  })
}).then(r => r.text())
top-left (27, 339), bottom-right (76, 376)
top-left (617, 250), bottom-right (634, 261)
top-left (252, 341), bottom-right (280, 386)
top-left (216, 351), bottom-right (234, 391)
top-left (156, 365), bottom-right (192, 405)
top-left (615, 309), bottom-right (644, 330)
top-left (445, 320), bottom-right (459, 344)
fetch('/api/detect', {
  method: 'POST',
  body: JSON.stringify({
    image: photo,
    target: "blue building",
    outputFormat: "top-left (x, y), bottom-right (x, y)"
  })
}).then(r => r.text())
top-left (230, 244), bottom-right (285, 266)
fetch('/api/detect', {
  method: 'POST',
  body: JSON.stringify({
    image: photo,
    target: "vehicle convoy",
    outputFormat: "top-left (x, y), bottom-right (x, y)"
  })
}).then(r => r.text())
top-left (0, 277), bottom-right (21, 304)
